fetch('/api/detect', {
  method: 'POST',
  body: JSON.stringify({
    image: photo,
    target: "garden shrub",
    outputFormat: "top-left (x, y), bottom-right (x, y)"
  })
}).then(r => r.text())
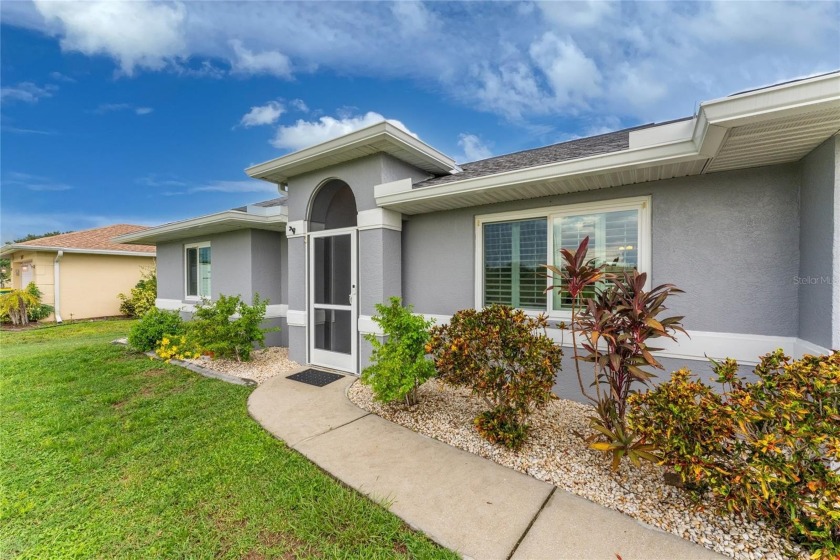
top-left (361, 297), bottom-right (435, 406)
top-left (428, 305), bottom-right (563, 450)
top-left (127, 307), bottom-right (184, 352)
top-left (186, 294), bottom-right (275, 361)
top-left (628, 351), bottom-right (840, 558)
top-left (118, 267), bottom-right (156, 317)
top-left (24, 283), bottom-right (54, 322)
top-left (544, 236), bottom-right (684, 469)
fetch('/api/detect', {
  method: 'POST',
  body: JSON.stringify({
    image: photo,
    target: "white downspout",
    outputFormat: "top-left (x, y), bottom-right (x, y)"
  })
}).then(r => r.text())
top-left (53, 251), bottom-right (63, 323)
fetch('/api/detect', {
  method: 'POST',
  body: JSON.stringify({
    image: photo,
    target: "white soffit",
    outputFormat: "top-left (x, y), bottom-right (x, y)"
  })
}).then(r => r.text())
top-left (245, 121), bottom-right (460, 183)
top-left (705, 107), bottom-right (840, 173)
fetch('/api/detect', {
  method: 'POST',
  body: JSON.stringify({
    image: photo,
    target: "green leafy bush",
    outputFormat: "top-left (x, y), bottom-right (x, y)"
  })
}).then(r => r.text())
top-left (187, 294), bottom-right (275, 362)
top-left (118, 267), bottom-right (157, 317)
top-left (628, 351), bottom-right (840, 558)
top-left (428, 305), bottom-right (563, 450)
top-left (544, 236), bottom-right (684, 469)
top-left (24, 283), bottom-right (54, 322)
top-left (361, 297), bottom-right (435, 406)
top-left (127, 308), bottom-right (184, 352)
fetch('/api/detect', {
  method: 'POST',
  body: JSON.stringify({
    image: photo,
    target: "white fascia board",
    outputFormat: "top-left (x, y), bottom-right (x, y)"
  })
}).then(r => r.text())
top-left (701, 72), bottom-right (840, 126)
top-left (114, 210), bottom-right (287, 244)
top-left (0, 244), bottom-right (155, 258)
top-left (245, 121), bottom-right (459, 182)
top-left (375, 136), bottom-right (703, 209)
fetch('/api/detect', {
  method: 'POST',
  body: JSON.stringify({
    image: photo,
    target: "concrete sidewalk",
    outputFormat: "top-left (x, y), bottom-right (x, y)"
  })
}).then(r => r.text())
top-left (248, 373), bottom-right (723, 560)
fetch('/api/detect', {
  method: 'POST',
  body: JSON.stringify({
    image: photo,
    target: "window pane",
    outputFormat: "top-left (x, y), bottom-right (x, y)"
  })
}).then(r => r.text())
top-left (198, 246), bottom-right (211, 298)
top-left (313, 235), bottom-right (351, 306)
top-left (483, 218), bottom-right (547, 310)
top-left (186, 248), bottom-right (198, 296)
top-left (552, 209), bottom-right (638, 310)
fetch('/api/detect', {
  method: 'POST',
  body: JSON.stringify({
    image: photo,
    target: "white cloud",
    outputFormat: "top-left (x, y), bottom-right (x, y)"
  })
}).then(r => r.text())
top-left (4, 172), bottom-right (73, 192)
top-left (529, 33), bottom-right (602, 108)
top-left (49, 71), bottom-right (75, 82)
top-left (0, 82), bottom-right (57, 104)
top-left (229, 40), bottom-right (292, 78)
top-left (289, 98), bottom-right (309, 113)
top-left (93, 103), bottom-right (153, 116)
top-left (239, 101), bottom-right (285, 127)
top-left (5, 1), bottom-right (838, 126)
top-left (33, 0), bottom-right (187, 76)
top-left (271, 112), bottom-right (416, 152)
top-left (188, 180), bottom-right (277, 194)
top-left (457, 134), bottom-right (493, 162)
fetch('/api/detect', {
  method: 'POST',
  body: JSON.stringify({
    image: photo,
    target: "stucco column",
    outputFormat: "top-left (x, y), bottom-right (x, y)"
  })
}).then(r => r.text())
top-left (285, 223), bottom-right (308, 364)
top-left (357, 208), bottom-right (403, 370)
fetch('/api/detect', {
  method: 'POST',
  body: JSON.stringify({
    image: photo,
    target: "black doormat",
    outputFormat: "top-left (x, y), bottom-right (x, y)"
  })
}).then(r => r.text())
top-left (287, 368), bottom-right (344, 387)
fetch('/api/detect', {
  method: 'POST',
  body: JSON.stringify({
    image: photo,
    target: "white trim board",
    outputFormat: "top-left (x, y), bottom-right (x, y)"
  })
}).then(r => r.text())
top-left (286, 309), bottom-right (307, 327)
top-left (544, 328), bottom-right (828, 365)
top-left (358, 313), bottom-right (452, 336)
top-left (372, 308), bottom-right (829, 364)
top-left (155, 299), bottom-right (287, 319)
top-left (357, 208), bottom-right (402, 231)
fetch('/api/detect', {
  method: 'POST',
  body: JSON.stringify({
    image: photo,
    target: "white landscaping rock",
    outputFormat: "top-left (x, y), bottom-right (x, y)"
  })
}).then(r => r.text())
top-left (347, 379), bottom-right (807, 560)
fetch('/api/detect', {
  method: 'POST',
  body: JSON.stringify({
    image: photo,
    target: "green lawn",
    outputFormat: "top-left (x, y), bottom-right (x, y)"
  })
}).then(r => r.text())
top-left (0, 320), bottom-right (455, 559)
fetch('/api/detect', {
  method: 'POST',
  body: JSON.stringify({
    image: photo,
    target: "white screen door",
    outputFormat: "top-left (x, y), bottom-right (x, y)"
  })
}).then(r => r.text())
top-left (309, 228), bottom-right (357, 372)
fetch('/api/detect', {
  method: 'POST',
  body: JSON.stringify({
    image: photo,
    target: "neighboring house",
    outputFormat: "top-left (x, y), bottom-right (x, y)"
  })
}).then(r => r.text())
top-left (117, 72), bottom-right (840, 388)
top-left (1, 225), bottom-right (156, 322)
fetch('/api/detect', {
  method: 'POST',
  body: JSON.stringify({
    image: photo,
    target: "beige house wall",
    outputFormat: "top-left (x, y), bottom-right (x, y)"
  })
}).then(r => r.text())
top-left (6, 250), bottom-right (155, 320)
top-left (8, 250), bottom-right (56, 304)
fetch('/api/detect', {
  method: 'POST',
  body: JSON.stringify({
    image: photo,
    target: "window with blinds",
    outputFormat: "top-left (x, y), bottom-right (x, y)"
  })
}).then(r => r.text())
top-left (552, 209), bottom-right (638, 310)
top-left (483, 218), bottom-right (547, 310)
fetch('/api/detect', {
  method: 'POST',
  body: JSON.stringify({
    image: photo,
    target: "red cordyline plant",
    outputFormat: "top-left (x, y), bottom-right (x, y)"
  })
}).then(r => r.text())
top-left (544, 236), bottom-right (686, 469)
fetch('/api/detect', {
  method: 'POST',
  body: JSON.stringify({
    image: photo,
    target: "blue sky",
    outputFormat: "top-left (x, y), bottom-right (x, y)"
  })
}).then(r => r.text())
top-left (1, 1), bottom-right (838, 243)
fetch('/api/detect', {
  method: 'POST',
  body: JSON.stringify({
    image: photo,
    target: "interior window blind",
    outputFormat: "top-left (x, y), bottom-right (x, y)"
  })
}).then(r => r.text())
top-left (483, 218), bottom-right (547, 310)
top-left (552, 209), bottom-right (638, 310)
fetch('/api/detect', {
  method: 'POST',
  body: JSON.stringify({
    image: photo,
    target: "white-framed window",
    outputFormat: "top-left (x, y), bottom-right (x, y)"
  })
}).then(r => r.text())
top-left (185, 242), bottom-right (211, 299)
top-left (475, 196), bottom-right (651, 318)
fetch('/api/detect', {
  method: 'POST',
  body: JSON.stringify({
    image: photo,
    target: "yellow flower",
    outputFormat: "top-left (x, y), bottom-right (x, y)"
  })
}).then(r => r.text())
top-left (161, 337), bottom-right (170, 346)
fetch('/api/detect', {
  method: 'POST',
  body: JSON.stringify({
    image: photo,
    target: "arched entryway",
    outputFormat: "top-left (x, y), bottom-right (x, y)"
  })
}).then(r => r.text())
top-left (308, 179), bottom-right (358, 372)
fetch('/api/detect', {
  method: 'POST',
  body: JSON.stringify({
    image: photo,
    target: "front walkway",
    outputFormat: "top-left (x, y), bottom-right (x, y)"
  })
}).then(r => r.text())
top-left (248, 373), bottom-right (723, 560)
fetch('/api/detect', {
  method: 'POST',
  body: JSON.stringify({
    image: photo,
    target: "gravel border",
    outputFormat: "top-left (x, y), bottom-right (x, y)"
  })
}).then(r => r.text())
top-left (348, 379), bottom-right (806, 560)
top-left (184, 347), bottom-right (301, 385)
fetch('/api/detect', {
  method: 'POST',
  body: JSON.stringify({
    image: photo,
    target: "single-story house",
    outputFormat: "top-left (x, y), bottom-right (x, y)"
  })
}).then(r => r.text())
top-left (1, 225), bottom-right (156, 322)
top-left (117, 72), bottom-right (839, 387)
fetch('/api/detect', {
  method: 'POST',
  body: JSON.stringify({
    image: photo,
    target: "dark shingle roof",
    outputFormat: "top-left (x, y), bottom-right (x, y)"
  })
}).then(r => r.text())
top-left (231, 196), bottom-right (287, 213)
top-left (413, 121), bottom-right (688, 189)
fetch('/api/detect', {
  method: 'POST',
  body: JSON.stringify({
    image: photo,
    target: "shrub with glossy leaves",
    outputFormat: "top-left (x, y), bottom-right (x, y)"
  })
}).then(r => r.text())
top-left (187, 294), bottom-right (276, 362)
top-left (428, 305), bottom-right (563, 449)
top-left (128, 307), bottom-right (184, 352)
top-left (545, 236), bottom-right (684, 469)
top-left (361, 297), bottom-right (435, 406)
top-left (629, 351), bottom-right (840, 558)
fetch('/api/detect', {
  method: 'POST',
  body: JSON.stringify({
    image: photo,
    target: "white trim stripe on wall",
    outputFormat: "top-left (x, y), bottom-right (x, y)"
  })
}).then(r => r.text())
top-left (356, 312), bottom-right (829, 364)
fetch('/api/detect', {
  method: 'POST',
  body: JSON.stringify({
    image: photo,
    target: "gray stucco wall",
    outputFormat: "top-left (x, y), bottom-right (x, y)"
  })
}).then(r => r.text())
top-left (157, 230), bottom-right (253, 302)
top-left (286, 154), bottom-right (432, 221)
top-left (798, 136), bottom-right (837, 348)
top-left (250, 229), bottom-right (285, 306)
top-left (402, 163), bottom-right (801, 337)
top-left (156, 228), bottom-right (288, 347)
